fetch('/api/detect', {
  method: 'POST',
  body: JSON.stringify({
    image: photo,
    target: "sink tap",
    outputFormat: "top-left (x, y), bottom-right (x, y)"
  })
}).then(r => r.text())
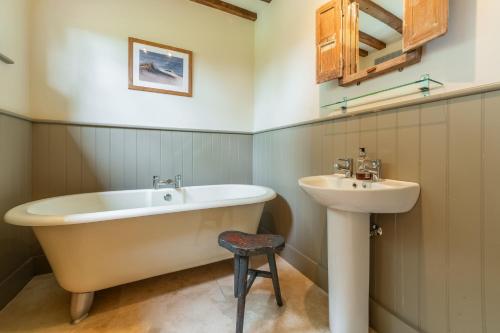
top-left (153, 175), bottom-right (182, 189)
top-left (334, 158), bottom-right (353, 178)
top-left (362, 160), bottom-right (382, 182)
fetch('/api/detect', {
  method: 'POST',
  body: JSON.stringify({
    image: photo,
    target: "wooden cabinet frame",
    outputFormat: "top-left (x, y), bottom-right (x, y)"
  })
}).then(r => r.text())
top-left (316, 0), bottom-right (448, 87)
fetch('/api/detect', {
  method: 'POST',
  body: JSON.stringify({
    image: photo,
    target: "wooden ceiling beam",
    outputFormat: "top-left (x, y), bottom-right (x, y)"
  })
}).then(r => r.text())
top-left (359, 31), bottom-right (386, 50)
top-left (359, 48), bottom-right (369, 57)
top-left (358, 0), bottom-right (403, 34)
top-left (191, 0), bottom-right (257, 21)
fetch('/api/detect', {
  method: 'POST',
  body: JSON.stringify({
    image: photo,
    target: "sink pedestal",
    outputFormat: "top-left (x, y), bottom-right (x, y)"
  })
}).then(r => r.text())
top-left (327, 209), bottom-right (370, 333)
top-left (298, 174), bottom-right (420, 332)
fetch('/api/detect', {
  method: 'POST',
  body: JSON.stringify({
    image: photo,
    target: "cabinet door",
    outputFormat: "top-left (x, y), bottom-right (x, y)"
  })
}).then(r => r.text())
top-left (403, 0), bottom-right (448, 52)
top-left (343, 0), bottom-right (359, 77)
top-left (316, 0), bottom-right (343, 83)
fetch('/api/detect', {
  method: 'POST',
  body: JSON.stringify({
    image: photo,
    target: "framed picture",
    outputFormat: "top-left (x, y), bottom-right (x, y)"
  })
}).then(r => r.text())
top-left (128, 37), bottom-right (193, 97)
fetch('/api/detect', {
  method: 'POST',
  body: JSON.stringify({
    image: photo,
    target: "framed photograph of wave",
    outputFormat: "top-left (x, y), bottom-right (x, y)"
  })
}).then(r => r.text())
top-left (128, 37), bottom-right (193, 97)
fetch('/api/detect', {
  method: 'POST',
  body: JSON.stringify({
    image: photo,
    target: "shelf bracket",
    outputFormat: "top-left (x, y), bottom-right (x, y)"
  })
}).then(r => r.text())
top-left (419, 74), bottom-right (430, 97)
top-left (341, 97), bottom-right (348, 112)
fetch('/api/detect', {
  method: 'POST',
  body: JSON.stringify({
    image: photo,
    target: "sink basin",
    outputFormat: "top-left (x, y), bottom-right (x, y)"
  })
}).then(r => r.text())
top-left (298, 174), bottom-right (420, 333)
top-left (298, 174), bottom-right (420, 214)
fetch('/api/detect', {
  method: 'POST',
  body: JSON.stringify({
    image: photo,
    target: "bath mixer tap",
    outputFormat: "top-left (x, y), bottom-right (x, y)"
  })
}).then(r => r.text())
top-left (334, 158), bottom-right (353, 178)
top-left (153, 175), bottom-right (182, 189)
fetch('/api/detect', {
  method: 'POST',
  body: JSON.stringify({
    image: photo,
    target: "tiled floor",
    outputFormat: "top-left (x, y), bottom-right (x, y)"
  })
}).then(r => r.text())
top-left (0, 256), bottom-right (332, 333)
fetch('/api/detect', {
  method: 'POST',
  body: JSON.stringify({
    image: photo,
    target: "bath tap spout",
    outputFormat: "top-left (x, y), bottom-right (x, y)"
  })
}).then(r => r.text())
top-left (153, 175), bottom-right (182, 189)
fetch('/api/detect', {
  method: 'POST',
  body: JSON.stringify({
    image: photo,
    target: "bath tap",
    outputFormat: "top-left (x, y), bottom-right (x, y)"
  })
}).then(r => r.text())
top-left (153, 175), bottom-right (182, 189)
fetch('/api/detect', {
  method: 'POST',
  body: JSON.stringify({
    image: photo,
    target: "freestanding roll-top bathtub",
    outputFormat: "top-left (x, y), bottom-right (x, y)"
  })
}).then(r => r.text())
top-left (5, 184), bottom-right (276, 323)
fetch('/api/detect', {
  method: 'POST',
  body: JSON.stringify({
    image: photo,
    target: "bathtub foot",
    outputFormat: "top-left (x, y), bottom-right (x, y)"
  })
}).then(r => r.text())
top-left (70, 292), bottom-right (94, 324)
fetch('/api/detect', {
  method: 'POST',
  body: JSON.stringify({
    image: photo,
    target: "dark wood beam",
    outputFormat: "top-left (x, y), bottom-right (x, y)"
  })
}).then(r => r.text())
top-left (259, 0), bottom-right (272, 3)
top-left (0, 52), bottom-right (15, 64)
top-left (358, 0), bottom-right (403, 34)
top-left (191, 0), bottom-right (257, 21)
top-left (359, 48), bottom-right (369, 57)
top-left (359, 31), bottom-right (386, 50)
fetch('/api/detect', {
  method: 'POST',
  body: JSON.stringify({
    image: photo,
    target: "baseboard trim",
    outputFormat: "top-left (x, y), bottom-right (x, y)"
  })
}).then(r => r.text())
top-left (280, 244), bottom-right (328, 291)
top-left (261, 223), bottom-right (421, 333)
top-left (0, 258), bottom-right (34, 310)
top-left (369, 298), bottom-right (420, 333)
top-left (0, 254), bottom-right (53, 311)
top-left (0, 256), bottom-right (419, 333)
top-left (33, 255), bottom-right (51, 275)
top-left (259, 225), bottom-right (328, 291)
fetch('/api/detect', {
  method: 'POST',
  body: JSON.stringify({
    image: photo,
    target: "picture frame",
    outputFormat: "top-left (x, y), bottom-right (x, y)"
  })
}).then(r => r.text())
top-left (128, 37), bottom-right (193, 97)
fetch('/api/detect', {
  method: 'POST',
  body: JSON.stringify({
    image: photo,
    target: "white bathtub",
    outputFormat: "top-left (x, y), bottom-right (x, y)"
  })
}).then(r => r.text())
top-left (5, 184), bottom-right (276, 323)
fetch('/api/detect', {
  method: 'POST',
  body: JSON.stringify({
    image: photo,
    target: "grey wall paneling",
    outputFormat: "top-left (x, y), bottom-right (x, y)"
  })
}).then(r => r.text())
top-left (253, 92), bottom-right (500, 333)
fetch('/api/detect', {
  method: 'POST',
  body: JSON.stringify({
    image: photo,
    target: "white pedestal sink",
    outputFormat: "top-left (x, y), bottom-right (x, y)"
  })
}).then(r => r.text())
top-left (298, 175), bottom-right (420, 333)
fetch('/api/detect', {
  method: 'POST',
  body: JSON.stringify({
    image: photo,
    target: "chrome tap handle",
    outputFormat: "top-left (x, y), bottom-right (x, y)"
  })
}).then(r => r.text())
top-left (363, 159), bottom-right (382, 182)
top-left (337, 158), bottom-right (352, 165)
top-left (334, 158), bottom-right (353, 177)
top-left (153, 175), bottom-right (182, 189)
top-left (374, 160), bottom-right (382, 181)
top-left (175, 175), bottom-right (182, 189)
top-left (153, 176), bottom-right (160, 189)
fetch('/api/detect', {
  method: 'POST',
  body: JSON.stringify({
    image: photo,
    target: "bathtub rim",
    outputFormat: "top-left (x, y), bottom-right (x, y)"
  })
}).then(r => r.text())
top-left (4, 184), bottom-right (276, 227)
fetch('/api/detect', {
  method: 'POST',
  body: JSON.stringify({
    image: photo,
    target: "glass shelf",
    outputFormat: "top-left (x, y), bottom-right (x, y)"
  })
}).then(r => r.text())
top-left (321, 74), bottom-right (444, 112)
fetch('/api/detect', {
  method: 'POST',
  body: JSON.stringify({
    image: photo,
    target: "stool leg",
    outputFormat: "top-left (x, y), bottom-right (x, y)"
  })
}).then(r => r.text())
top-left (236, 256), bottom-right (249, 333)
top-left (234, 255), bottom-right (240, 298)
top-left (267, 252), bottom-right (283, 306)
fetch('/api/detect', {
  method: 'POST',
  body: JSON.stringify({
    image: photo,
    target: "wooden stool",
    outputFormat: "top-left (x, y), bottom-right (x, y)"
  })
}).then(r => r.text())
top-left (218, 231), bottom-right (285, 333)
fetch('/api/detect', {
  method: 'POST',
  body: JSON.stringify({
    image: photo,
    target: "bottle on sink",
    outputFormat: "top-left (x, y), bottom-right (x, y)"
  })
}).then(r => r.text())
top-left (356, 148), bottom-right (372, 181)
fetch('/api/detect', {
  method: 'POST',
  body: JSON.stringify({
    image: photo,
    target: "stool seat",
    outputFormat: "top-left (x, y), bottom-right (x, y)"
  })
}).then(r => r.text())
top-left (218, 231), bottom-right (285, 333)
top-left (218, 231), bottom-right (285, 256)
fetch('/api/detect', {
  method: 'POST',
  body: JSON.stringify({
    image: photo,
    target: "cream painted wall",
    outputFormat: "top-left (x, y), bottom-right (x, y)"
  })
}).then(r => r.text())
top-left (254, 0), bottom-right (325, 132)
top-left (0, 0), bottom-right (30, 116)
top-left (6, 0), bottom-right (499, 132)
top-left (359, 39), bottom-right (402, 70)
top-left (254, 0), bottom-right (500, 131)
top-left (29, 0), bottom-right (255, 132)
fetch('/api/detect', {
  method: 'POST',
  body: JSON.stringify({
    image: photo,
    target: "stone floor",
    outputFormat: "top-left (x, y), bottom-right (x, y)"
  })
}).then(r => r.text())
top-left (0, 256), bottom-right (332, 333)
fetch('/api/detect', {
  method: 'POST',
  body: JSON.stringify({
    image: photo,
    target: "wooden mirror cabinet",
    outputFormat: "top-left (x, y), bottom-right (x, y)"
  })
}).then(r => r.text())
top-left (316, 0), bottom-right (448, 86)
